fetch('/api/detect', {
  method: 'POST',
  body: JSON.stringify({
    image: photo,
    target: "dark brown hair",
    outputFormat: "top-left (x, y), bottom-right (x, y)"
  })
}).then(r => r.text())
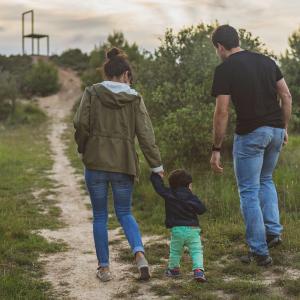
top-left (168, 169), bottom-right (192, 189)
top-left (212, 25), bottom-right (239, 50)
top-left (103, 47), bottom-right (133, 83)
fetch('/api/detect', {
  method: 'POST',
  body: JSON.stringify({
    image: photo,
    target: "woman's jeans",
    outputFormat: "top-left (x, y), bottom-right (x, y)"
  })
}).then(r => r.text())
top-left (85, 169), bottom-right (144, 267)
top-left (233, 126), bottom-right (285, 256)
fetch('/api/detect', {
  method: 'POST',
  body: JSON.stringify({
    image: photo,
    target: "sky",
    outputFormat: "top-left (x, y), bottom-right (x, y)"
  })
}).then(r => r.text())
top-left (0, 0), bottom-right (299, 56)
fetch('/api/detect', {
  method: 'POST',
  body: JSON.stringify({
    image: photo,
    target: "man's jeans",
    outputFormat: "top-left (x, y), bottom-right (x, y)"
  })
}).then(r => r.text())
top-left (85, 169), bottom-right (144, 267)
top-left (233, 126), bottom-right (285, 256)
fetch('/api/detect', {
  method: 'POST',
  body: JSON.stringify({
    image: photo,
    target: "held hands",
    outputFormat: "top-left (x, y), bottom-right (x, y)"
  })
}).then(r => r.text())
top-left (158, 171), bottom-right (164, 178)
top-left (210, 151), bottom-right (223, 174)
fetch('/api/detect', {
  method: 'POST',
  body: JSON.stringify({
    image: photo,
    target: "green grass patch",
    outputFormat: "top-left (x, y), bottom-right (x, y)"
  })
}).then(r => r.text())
top-left (0, 123), bottom-right (64, 299)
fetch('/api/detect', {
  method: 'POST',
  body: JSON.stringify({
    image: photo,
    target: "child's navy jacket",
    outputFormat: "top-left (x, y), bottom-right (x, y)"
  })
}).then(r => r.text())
top-left (150, 173), bottom-right (206, 228)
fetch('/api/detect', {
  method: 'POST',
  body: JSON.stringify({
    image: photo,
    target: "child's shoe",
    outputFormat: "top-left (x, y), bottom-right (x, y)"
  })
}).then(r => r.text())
top-left (193, 269), bottom-right (207, 282)
top-left (165, 267), bottom-right (180, 277)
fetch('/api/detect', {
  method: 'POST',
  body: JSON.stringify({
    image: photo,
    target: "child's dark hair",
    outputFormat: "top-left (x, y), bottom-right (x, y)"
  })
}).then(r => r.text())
top-left (103, 47), bottom-right (133, 83)
top-left (168, 169), bottom-right (192, 189)
top-left (212, 25), bottom-right (239, 50)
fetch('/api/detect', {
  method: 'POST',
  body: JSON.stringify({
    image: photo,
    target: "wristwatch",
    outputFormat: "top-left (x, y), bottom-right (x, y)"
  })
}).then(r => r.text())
top-left (212, 145), bottom-right (221, 152)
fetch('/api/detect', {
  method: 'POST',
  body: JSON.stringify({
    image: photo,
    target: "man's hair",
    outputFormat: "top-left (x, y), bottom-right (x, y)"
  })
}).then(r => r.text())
top-left (168, 169), bottom-right (192, 189)
top-left (212, 25), bottom-right (240, 50)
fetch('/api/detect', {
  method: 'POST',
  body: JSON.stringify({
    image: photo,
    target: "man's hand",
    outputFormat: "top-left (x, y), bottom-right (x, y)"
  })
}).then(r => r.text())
top-left (210, 151), bottom-right (223, 173)
top-left (284, 129), bottom-right (288, 146)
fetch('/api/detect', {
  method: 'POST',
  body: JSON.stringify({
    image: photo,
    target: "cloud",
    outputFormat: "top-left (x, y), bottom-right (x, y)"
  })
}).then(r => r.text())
top-left (0, 0), bottom-right (299, 55)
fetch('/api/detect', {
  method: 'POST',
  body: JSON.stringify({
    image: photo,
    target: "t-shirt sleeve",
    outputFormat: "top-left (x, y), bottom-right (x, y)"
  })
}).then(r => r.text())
top-left (211, 64), bottom-right (231, 97)
top-left (275, 64), bottom-right (283, 81)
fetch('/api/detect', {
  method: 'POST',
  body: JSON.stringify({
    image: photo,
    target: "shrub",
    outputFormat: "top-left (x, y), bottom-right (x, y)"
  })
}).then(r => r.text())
top-left (24, 61), bottom-right (60, 96)
top-left (51, 48), bottom-right (89, 72)
top-left (0, 70), bottom-right (18, 119)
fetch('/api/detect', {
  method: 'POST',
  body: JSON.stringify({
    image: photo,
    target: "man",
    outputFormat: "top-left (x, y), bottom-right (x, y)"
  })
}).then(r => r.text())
top-left (210, 25), bottom-right (292, 266)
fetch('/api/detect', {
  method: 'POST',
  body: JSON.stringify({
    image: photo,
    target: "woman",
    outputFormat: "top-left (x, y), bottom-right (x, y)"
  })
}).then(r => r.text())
top-left (74, 47), bottom-right (163, 282)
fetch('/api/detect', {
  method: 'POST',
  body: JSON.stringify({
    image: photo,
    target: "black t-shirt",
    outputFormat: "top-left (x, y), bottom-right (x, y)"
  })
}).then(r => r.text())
top-left (211, 50), bottom-right (284, 134)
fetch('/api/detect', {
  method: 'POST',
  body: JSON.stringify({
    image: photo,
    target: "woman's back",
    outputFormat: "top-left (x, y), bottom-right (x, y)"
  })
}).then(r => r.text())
top-left (74, 80), bottom-right (162, 178)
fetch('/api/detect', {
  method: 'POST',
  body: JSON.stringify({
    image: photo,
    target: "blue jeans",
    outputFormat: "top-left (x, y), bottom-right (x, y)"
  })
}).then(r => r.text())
top-left (233, 126), bottom-right (285, 256)
top-left (85, 169), bottom-right (144, 267)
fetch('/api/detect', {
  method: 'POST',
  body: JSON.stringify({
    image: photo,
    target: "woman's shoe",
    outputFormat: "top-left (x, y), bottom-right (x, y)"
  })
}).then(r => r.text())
top-left (136, 255), bottom-right (150, 280)
top-left (96, 267), bottom-right (113, 282)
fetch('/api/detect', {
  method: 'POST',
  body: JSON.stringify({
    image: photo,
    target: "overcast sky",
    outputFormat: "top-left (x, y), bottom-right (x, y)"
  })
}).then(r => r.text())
top-left (0, 0), bottom-right (299, 56)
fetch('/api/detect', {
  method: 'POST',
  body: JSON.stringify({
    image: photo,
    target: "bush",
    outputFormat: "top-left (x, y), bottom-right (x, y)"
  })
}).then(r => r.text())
top-left (8, 102), bottom-right (47, 126)
top-left (51, 48), bottom-right (89, 72)
top-left (24, 61), bottom-right (60, 96)
top-left (0, 70), bottom-right (18, 119)
top-left (156, 104), bottom-right (214, 165)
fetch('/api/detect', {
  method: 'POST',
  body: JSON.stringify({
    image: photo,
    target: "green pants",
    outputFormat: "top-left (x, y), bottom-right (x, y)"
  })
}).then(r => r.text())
top-left (168, 226), bottom-right (204, 271)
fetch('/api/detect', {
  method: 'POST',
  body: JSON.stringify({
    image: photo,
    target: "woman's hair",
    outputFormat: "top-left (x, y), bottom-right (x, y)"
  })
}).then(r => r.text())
top-left (168, 169), bottom-right (192, 189)
top-left (103, 47), bottom-right (133, 83)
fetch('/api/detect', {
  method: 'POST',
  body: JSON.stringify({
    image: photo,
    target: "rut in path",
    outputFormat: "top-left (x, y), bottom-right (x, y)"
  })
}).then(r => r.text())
top-left (36, 68), bottom-right (164, 300)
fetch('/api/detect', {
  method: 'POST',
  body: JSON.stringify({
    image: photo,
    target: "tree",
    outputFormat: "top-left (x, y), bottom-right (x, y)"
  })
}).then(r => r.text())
top-left (24, 61), bottom-right (60, 96)
top-left (138, 23), bottom-right (274, 165)
top-left (81, 31), bottom-right (145, 88)
top-left (280, 27), bottom-right (300, 106)
top-left (51, 48), bottom-right (89, 71)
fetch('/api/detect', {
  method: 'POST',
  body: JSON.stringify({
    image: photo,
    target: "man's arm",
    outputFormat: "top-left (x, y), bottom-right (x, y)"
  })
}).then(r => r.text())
top-left (277, 78), bottom-right (292, 144)
top-left (210, 95), bottom-right (230, 173)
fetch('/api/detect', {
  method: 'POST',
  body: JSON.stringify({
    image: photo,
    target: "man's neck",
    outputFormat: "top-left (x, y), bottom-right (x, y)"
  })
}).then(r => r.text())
top-left (226, 47), bottom-right (243, 58)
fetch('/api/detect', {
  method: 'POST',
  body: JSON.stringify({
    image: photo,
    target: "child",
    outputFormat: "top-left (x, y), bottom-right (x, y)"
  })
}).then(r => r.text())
top-left (150, 169), bottom-right (207, 282)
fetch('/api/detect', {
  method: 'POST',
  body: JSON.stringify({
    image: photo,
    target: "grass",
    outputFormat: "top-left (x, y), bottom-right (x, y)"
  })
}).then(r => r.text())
top-left (0, 114), bottom-right (65, 299)
top-left (65, 108), bottom-right (300, 299)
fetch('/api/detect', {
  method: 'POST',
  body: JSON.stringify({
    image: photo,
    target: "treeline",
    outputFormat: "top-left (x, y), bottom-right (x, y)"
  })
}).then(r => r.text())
top-left (56, 23), bottom-right (299, 166)
top-left (1, 23), bottom-right (299, 164)
top-left (0, 56), bottom-right (59, 123)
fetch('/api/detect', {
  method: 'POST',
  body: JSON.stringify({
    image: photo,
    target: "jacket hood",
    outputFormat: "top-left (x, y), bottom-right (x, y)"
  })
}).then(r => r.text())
top-left (92, 81), bottom-right (140, 109)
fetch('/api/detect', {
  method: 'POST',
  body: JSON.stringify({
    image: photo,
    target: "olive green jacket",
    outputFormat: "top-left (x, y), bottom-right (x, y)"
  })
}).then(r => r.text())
top-left (73, 82), bottom-right (162, 179)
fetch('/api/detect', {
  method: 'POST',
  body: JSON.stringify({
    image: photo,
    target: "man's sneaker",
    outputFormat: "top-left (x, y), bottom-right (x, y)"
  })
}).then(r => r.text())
top-left (255, 254), bottom-right (273, 266)
top-left (165, 267), bottom-right (180, 277)
top-left (136, 256), bottom-right (151, 281)
top-left (267, 234), bottom-right (282, 249)
top-left (96, 267), bottom-right (112, 282)
top-left (240, 252), bottom-right (272, 266)
top-left (193, 269), bottom-right (207, 282)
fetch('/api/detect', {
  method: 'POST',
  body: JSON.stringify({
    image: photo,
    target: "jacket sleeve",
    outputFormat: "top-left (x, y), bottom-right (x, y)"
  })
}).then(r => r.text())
top-left (135, 97), bottom-right (162, 170)
top-left (186, 195), bottom-right (207, 215)
top-left (73, 88), bottom-right (91, 154)
top-left (150, 172), bottom-right (172, 198)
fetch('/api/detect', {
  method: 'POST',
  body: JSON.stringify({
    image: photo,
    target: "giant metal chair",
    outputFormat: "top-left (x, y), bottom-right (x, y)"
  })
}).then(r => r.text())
top-left (22, 10), bottom-right (50, 56)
